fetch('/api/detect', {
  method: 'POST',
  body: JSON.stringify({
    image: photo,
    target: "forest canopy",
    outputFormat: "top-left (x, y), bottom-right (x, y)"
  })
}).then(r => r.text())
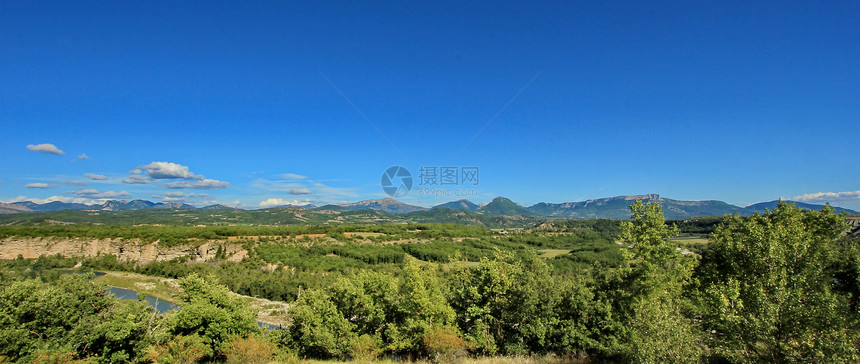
top-left (0, 201), bottom-right (857, 363)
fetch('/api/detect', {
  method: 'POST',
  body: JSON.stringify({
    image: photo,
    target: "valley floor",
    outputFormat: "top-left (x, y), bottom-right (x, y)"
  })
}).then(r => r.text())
top-left (94, 270), bottom-right (291, 327)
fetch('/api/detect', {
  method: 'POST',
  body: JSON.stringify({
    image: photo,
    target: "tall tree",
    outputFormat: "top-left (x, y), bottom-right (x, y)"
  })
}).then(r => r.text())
top-left (0, 274), bottom-right (155, 363)
top-left (700, 202), bottom-right (858, 363)
top-left (163, 274), bottom-right (259, 358)
top-left (617, 199), bottom-right (703, 363)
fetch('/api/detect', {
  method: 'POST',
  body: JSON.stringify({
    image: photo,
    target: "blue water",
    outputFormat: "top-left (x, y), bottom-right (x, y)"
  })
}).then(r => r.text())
top-left (107, 287), bottom-right (178, 313)
top-left (107, 286), bottom-right (282, 329)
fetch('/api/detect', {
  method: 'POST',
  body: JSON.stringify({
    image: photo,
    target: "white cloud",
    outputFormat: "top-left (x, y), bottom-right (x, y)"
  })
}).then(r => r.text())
top-left (24, 183), bottom-right (57, 189)
top-left (8, 195), bottom-right (92, 204)
top-left (26, 143), bottom-right (64, 155)
top-left (128, 161), bottom-right (228, 190)
top-left (250, 178), bottom-right (357, 202)
top-left (77, 154), bottom-right (90, 160)
top-left (73, 189), bottom-right (132, 199)
top-left (123, 175), bottom-right (151, 184)
top-left (793, 191), bottom-right (860, 202)
top-left (84, 173), bottom-right (108, 180)
top-left (280, 173), bottom-right (307, 180)
top-left (259, 198), bottom-right (314, 207)
top-left (138, 162), bottom-right (202, 179)
top-left (164, 179), bottom-right (230, 190)
top-left (288, 188), bottom-right (312, 195)
top-left (63, 181), bottom-right (87, 186)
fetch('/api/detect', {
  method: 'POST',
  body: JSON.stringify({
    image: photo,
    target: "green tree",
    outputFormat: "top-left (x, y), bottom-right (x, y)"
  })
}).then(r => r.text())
top-left (617, 199), bottom-right (703, 363)
top-left (830, 235), bottom-right (860, 311)
top-left (163, 273), bottom-right (259, 358)
top-left (0, 274), bottom-right (154, 363)
top-left (700, 202), bottom-right (859, 362)
top-left (449, 251), bottom-right (569, 356)
top-left (391, 258), bottom-right (457, 355)
top-left (289, 259), bottom-right (462, 359)
top-left (287, 288), bottom-right (358, 359)
top-left (619, 199), bottom-right (692, 298)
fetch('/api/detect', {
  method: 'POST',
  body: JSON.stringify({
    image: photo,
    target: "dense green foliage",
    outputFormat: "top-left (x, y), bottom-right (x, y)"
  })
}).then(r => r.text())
top-left (163, 274), bottom-right (260, 356)
top-left (286, 259), bottom-right (459, 359)
top-left (669, 216), bottom-right (725, 235)
top-left (0, 274), bottom-right (155, 363)
top-left (0, 272), bottom-right (283, 363)
top-left (0, 206), bottom-right (547, 228)
top-left (697, 203), bottom-right (859, 362)
top-left (616, 200), bottom-right (703, 362)
top-left (0, 223), bottom-right (519, 247)
top-left (450, 252), bottom-right (622, 357)
top-left (1, 204), bottom-right (858, 363)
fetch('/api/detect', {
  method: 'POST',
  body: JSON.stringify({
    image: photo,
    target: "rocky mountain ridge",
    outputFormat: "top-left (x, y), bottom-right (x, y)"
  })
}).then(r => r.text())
top-left (5, 194), bottom-right (856, 219)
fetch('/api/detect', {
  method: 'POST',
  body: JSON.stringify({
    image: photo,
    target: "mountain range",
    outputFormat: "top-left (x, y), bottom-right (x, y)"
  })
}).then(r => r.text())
top-left (2, 195), bottom-right (856, 218)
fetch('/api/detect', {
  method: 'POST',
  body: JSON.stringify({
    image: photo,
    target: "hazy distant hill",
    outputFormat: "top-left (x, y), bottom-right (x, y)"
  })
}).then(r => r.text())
top-left (745, 200), bottom-right (857, 214)
top-left (101, 200), bottom-right (156, 211)
top-left (13, 201), bottom-right (92, 211)
top-left (407, 207), bottom-right (545, 227)
top-left (527, 194), bottom-right (747, 220)
top-left (200, 204), bottom-right (237, 210)
top-left (153, 202), bottom-right (197, 210)
top-left (660, 197), bottom-right (748, 219)
top-left (0, 202), bottom-right (32, 214)
top-left (3, 195), bottom-right (855, 220)
top-left (340, 198), bottom-right (427, 214)
top-left (432, 199), bottom-right (479, 211)
top-left (312, 204), bottom-right (345, 211)
top-left (0, 204), bottom-right (539, 228)
top-left (262, 204), bottom-right (316, 209)
top-left (478, 197), bottom-right (534, 216)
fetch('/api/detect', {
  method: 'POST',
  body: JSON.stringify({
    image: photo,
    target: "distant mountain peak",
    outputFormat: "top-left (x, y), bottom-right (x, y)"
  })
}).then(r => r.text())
top-left (0, 202), bottom-right (33, 214)
top-left (201, 204), bottom-right (236, 210)
top-left (3, 195), bottom-right (856, 218)
top-left (101, 199), bottom-right (157, 211)
top-left (432, 199), bottom-right (479, 211)
top-left (340, 198), bottom-right (426, 214)
top-left (154, 202), bottom-right (196, 209)
top-left (745, 200), bottom-right (857, 214)
top-left (478, 196), bottom-right (533, 216)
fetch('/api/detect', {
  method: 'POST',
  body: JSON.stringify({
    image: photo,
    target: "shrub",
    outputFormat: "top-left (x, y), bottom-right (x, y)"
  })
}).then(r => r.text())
top-left (351, 334), bottom-right (383, 361)
top-left (145, 335), bottom-right (209, 364)
top-left (222, 335), bottom-right (279, 364)
top-left (422, 325), bottom-right (469, 362)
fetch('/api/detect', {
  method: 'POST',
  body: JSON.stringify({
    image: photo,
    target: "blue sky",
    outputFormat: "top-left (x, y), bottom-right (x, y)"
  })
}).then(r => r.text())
top-left (2, 1), bottom-right (858, 210)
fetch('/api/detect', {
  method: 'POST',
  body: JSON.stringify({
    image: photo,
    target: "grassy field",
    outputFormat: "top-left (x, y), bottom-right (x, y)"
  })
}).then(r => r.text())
top-left (671, 237), bottom-right (709, 245)
top-left (671, 237), bottom-right (709, 244)
top-left (671, 237), bottom-right (709, 254)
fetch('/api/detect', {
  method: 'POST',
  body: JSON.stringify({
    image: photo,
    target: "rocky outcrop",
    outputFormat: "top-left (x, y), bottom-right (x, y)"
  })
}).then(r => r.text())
top-left (0, 237), bottom-right (246, 264)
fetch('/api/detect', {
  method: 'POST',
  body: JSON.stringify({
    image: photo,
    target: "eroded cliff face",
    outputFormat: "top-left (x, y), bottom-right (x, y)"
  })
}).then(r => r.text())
top-left (0, 237), bottom-right (247, 264)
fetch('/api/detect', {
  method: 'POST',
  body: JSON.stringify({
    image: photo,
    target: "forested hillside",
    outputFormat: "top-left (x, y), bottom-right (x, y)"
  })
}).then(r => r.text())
top-left (1, 201), bottom-right (857, 363)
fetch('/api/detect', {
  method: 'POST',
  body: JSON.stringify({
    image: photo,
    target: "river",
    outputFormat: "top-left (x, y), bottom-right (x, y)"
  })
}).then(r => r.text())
top-left (105, 285), bottom-right (282, 329)
top-left (107, 287), bottom-right (178, 313)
